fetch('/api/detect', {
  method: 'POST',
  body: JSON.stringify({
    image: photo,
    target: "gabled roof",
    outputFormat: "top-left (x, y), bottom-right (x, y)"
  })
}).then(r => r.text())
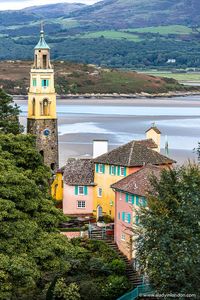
top-left (94, 139), bottom-right (175, 167)
top-left (146, 126), bottom-right (161, 134)
top-left (111, 165), bottom-right (162, 196)
top-left (35, 30), bottom-right (50, 50)
top-left (63, 158), bottom-right (95, 186)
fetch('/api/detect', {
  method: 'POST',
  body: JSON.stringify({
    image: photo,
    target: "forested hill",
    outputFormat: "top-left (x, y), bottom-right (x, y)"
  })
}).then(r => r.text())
top-left (1, 1), bottom-right (200, 68)
top-left (0, 60), bottom-right (194, 96)
top-left (71, 0), bottom-right (200, 29)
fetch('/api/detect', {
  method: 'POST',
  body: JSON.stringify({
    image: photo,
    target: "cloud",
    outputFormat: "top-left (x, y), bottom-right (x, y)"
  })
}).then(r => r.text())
top-left (0, 0), bottom-right (99, 10)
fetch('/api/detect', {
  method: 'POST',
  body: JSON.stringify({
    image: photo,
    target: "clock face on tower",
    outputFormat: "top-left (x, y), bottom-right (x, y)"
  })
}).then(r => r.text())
top-left (43, 128), bottom-right (51, 136)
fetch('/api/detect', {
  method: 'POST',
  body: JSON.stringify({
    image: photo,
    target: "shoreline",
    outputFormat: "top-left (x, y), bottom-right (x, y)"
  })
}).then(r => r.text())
top-left (12, 90), bottom-right (200, 101)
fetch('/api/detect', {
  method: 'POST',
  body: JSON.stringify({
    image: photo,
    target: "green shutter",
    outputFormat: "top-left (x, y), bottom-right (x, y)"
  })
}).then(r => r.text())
top-left (117, 166), bottom-right (120, 176)
top-left (96, 164), bottom-right (99, 173)
top-left (131, 195), bottom-right (134, 205)
top-left (125, 193), bottom-right (129, 203)
top-left (102, 164), bottom-right (105, 174)
top-left (122, 212), bottom-right (125, 221)
top-left (84, 186), bottom-right (88, 195)
top-left (136, 195), bottom-right (139, 206)
top-left (109, 165), bottom-right (111, 175)
top-left (75, 186), bottom-right (78, 195)
top-left (124, 167), bottom-right (127, 176)
top-left (46, 79), bottom-right (49, 87)
top-left (128, 213), bottom-right (131, 224)
top-left (118, 212), bottom-right (120, 220)
top-left (143, 197), bottom-right (147, 207)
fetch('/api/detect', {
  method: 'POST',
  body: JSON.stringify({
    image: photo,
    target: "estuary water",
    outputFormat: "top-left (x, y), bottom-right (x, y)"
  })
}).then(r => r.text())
top-left (15, 96), bottom-right (200, 166)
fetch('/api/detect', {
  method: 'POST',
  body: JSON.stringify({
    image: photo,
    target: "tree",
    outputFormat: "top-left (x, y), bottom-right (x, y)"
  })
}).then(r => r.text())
top-left (136, 165), bottom-right (200, 294)
top-left (0, 89), bottom-right (23, 134)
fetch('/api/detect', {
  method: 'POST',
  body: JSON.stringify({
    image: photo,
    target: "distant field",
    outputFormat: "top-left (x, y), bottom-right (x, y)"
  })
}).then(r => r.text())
top-left (123, 25), bottom-right (193, 35)
top-left (140, 71), bottom-right (200, 82)
top-left (77, 30), bottom-right (141, 42)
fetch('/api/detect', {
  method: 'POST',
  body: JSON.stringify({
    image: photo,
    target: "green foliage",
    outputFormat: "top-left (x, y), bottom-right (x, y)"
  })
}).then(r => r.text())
top-left (0, 89), bottom-right (23, 134)
top-left (109, 259), bottom-right (126, 275)
top-left (54, 279), bottom-right (81, 300)
top-left (101, 275), bottom-right (130, 300)
top-left (136, 165), bottom-right (200, 294)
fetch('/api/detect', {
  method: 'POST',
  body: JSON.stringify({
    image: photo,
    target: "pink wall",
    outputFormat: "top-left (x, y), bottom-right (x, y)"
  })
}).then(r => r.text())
top-left (63, 183), bottom-right (93, 215)
top-left (114, 191), bottom-right (133, 260)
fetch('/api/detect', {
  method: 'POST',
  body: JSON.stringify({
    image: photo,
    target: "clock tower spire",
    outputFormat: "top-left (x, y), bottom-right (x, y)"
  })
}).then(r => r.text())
top-left (27, 26), bottom-right (58, 171)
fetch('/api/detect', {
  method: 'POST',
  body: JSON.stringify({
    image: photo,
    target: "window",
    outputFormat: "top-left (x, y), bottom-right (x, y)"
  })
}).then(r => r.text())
top-left (122, 212), bottom-right (131, 224)
top-left (42, 79), bottom-right (49, 88)
top-left (43, 55), bottom-right (47, 68)
top-left (75, 186), bottom-right (88, 196)
top-left (32, 79), bottom-right (37, 87)
top-left (77, 201), bottom-right (86, 209)
top-left (98, 187), bottom-right (102, 197)
top-left (121, 233), bottom-right (126, 241)
top-left (99, 164), bottom-right (104, 173)
top-left (120, 167), bottom-right (125, 176)
top-left (126, 193), bottom-right (134, 204)
top-left (110, 165), bottom-right (116, 175)
top-left (78, 186), bottom-right (84, 195)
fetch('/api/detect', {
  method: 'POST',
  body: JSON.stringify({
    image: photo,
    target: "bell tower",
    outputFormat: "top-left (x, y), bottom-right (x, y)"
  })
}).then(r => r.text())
top-left (27, 26), bottom-right (58, 171)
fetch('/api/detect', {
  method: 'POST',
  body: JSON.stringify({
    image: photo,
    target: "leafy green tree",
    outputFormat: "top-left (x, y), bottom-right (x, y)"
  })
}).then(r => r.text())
top-left (136, 165), bottom-right (200, 294)
top-left (0, 89), bottom-right (23, 134)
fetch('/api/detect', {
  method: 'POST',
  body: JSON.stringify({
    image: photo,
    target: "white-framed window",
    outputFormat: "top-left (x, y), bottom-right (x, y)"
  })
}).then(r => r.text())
top-left (98, 187), bottom-right (102, 197)
top-left (77, 201), bottom-right (86, 209)
top-left (121, 233), bottom-right (126, 241)
top-left (119, 192), bottom-right (122, 201)
top-left (99, 164), bottom-right (104, 173)
top-left (128, 195), bottom-right (132, 204)
top-left (125, 213), bottom-right (130, 223)
top-left (78, 186), bottom-right (84, 195)
top-left (110, 165), bottom-right (115, 175)
top-left (120, 167), bottom-right (125, 176)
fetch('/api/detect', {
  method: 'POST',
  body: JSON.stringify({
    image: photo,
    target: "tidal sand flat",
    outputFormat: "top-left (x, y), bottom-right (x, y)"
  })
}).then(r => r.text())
top-left (16, 96), bottom-right (200, 167)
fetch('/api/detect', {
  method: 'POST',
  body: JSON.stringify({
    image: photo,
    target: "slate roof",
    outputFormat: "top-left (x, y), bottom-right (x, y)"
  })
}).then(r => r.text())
top-left (63, 158), bottom-right (95, 186)
top-left (94, 139), bottom-right (175, 167)
top-left (111, 165), bottom-right (162, 196)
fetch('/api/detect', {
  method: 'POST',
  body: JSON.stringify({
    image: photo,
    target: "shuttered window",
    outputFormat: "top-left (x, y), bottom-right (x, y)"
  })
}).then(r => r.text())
top-left (42, 79), bottom-right (49, 87)
top-left (32, 79), bottom-right (37, 87)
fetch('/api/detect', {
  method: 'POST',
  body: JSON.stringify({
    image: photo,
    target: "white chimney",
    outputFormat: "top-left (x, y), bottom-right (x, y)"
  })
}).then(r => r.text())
top-left (93, 140), bottom-right (108, 158)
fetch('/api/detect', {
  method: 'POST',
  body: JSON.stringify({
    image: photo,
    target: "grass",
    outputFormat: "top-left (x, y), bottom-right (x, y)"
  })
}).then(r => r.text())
top-left (77, 30), bottom-right (141, 42)
top-left (140, 70), bottom-right (200, 82)
top-left (122, 25), bottom-right (193, 35)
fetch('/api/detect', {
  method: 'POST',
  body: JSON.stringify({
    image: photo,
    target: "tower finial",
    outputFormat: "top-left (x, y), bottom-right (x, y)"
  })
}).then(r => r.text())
top-left (41, 20), bottom-right (44, 33)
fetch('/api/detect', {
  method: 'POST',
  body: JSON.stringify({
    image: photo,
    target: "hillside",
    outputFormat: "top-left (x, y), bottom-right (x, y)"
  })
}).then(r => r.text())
top-left (72, 0), bottom-right (200, 29)
top-left (0, 1), bottom-right (200, 68)
top-left (0, 60), bottom-right (194, 96)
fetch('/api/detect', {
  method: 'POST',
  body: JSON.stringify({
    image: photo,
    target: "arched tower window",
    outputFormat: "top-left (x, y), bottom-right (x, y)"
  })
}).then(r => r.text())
top-left (41, 98), bottom-right (50, 116)
top-left (32, 98), bottom-right (35, 116)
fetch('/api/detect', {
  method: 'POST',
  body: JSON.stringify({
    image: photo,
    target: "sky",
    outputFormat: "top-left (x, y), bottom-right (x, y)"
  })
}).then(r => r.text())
top-left (0, 0), bottom-right (100, 10)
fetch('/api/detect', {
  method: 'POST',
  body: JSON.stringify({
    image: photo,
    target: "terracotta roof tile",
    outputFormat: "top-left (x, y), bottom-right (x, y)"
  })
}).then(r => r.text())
top-left (63, 158), bottom-right (95, 186)
top-left (94, 139), bottom-right (175, 167)
top-left (111, 165), bottom-right (162, 196)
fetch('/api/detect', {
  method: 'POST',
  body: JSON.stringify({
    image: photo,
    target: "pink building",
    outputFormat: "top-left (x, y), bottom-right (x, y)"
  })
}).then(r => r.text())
top-left (63, 158), bottom-right (95, 216)
top-left (111, 165), bottom-right (162, 260)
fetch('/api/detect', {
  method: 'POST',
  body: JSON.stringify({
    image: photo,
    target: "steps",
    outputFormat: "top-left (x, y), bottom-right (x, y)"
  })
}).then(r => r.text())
top-left (104, 240), bottom-right (143, 287)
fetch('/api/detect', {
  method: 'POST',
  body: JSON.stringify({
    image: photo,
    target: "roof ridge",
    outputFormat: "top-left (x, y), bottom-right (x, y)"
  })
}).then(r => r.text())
top-left (128, 141), bottom-right (135, 165)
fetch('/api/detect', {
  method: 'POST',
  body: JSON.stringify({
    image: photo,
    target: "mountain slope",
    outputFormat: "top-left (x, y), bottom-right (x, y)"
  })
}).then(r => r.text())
top-left (23, 3), bottom-right (86, 18)
top-left (72, 0), bottom-right (200, 28)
